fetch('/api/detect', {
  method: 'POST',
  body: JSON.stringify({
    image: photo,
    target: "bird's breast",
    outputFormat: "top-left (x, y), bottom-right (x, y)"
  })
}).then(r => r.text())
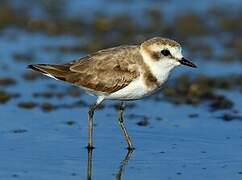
top-left (105, 75), bottom-right (157, 100)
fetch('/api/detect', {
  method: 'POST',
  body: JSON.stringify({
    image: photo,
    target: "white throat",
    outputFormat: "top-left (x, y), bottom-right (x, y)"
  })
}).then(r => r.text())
top-left (150, 60), bottom-right (177, 84)
top-left (141, 50), bottom-right (179, 86)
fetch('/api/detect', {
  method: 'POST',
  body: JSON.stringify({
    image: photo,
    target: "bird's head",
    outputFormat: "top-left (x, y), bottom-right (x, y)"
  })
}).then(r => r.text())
top-left (140, 37), bottom-right (196, 70)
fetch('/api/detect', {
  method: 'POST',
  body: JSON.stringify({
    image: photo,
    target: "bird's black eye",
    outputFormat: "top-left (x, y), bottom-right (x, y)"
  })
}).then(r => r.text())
top-left (161, 49), bottom-right (171, 56)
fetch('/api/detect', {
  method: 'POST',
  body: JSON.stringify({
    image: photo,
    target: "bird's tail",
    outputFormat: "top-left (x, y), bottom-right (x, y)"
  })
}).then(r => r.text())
top-left (28, 64), bottom-right (72, 81)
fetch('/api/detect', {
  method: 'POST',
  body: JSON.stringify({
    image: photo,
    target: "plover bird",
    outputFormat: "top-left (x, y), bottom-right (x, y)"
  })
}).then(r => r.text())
top-left (28, 37), bottom-right (196, 150)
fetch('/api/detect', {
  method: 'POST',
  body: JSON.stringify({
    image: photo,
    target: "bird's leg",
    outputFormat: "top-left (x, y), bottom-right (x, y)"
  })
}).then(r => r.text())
top-left (117, 102), bottom-right (134, 150)
top-left (87, 103), bottom-right (97, 149)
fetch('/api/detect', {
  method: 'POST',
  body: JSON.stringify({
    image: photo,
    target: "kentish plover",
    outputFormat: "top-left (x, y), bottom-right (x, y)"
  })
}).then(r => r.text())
top-left (28, 37), bottom-right (196, 150)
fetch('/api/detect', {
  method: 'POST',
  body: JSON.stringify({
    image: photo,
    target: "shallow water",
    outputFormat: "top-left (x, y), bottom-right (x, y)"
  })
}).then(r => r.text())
top-left (1, 93), bottom-right (242, 180)
top-left (1, 0), bottom-right (242, 180)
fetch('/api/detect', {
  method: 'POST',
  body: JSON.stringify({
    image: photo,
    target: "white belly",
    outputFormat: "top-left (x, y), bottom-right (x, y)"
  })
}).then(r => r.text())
top-left (105, 77), bottom-right (157, 100)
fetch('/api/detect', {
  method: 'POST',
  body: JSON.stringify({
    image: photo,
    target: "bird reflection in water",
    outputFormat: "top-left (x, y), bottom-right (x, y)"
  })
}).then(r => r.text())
top-left (115, 150), bottom-right (133, 180)
top-left (86, 149), bottom-right (134, 180)
top-left (86, 149), bottom-right (93, 180)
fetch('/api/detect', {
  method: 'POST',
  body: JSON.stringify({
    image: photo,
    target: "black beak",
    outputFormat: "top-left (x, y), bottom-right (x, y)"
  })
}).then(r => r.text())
top-left (179, 57), bottom-right (197, 68)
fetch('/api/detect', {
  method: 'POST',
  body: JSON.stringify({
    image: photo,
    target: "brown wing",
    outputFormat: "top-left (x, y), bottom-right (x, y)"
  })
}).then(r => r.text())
top-left (28, 45), bottom-right (143, 94)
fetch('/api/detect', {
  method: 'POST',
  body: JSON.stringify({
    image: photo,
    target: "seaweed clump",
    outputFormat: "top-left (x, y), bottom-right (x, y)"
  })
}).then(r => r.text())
top-left (161, 74), bottom-right (242, 111)
top-left (0, 90), bottom-right (11, 104)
